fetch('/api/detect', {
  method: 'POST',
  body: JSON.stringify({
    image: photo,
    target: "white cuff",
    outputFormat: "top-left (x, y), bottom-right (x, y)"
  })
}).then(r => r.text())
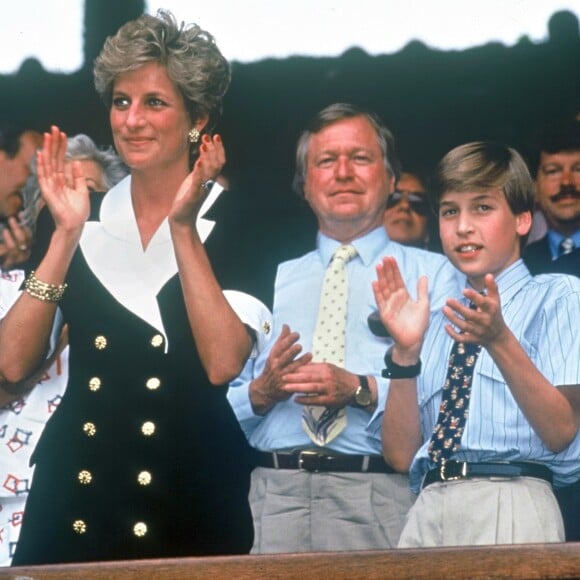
top-left (223, 290), bottom-right (272, 357)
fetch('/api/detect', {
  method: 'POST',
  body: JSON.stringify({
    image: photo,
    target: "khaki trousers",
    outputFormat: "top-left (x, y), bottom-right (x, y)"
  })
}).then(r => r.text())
top-left (398, 476), bottom-right (564, 548)
top-left (249, 466), bottom-right (416, 554)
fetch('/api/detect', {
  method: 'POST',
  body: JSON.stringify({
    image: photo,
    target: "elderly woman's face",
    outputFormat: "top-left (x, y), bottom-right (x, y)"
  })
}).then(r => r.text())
top-left (109, 61), bottom-right (193, 173)
top-left (76, 160), bottom-right (108, 192)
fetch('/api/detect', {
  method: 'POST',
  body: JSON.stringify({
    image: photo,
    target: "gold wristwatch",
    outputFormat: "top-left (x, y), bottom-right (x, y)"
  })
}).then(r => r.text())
top-left (354, 375), bottom-right (372, 407)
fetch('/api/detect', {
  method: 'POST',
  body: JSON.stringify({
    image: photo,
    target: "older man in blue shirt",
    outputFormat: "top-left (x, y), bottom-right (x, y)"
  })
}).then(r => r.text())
top-left (228, 103), bottom-right (460, 553)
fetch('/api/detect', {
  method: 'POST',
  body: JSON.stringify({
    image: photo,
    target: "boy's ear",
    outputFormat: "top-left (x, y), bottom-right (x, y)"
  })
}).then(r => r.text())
top-left (515, 210), bottom-right (532, 237)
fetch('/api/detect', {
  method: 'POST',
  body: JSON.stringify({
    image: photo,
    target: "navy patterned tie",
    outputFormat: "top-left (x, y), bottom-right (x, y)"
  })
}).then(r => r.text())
top-left (428, 303), bottom-right (482, 465)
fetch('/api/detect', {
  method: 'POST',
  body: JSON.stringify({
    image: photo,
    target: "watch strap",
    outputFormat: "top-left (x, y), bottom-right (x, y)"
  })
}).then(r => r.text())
top-left (357, 374), bottom-right (370, 391)
top-left (354, 374), bottom-right (372, 407)
top-left (381, 346), bottom-right (422, 379)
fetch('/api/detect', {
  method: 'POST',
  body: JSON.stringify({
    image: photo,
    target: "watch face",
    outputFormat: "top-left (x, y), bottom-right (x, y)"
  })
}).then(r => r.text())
top-left (355, 385), bottom-right (372, 406)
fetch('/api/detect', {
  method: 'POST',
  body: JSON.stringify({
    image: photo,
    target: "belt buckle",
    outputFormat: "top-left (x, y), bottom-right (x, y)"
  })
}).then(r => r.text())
top-left (440, 460), bottom-right (467, 481)
top-left (298, 450), bottom-right (322, 472)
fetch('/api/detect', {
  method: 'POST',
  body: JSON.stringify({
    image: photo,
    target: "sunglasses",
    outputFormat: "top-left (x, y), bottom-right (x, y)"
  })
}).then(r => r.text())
top-left (386, 191), bottom-right (430, 216)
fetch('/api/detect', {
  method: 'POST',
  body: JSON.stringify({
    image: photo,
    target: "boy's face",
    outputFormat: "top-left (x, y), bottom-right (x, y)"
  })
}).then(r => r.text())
top-left (438, 189), bottom-right (531, 290)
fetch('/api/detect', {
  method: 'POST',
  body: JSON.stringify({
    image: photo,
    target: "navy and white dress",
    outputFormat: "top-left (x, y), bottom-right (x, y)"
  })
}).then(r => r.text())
top-left (12, 176), bottom-right (270, 565)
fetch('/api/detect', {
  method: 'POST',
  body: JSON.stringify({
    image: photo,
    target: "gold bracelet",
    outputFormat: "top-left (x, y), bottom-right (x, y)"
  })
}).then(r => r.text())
top-left (24, 271), bottom-right (67, 303)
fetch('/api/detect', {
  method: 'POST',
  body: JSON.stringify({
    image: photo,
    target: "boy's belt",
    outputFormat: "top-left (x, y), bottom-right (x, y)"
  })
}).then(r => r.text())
top-left (422, 460), bottom-right (552, 488)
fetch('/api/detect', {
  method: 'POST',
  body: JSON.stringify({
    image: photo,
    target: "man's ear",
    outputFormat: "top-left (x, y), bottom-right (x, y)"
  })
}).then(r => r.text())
top-left (387, 173), bottom-right (396, 194)
top-left (302, 178), bottom-right (311, 202)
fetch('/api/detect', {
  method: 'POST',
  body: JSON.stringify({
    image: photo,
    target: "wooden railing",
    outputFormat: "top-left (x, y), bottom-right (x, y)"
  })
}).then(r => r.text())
top-left (2, 542), bottom-right (580, 579)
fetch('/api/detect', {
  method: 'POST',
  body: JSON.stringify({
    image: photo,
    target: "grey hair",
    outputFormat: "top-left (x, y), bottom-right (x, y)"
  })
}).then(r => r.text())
top-left (64, 134), bottom-right (129, 190)
top-left (93, 9), bottom-right (230, 131)
top-left (292, 103), bottom-right (401, 197)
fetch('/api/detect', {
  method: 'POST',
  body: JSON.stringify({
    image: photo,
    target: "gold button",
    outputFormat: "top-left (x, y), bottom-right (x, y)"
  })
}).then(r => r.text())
top-left (88, 377), bottom-right (101, 392)
top-left (78, 470), bottom-right (92, 485)
top-left (83, 422), bottom-right (96, 437)
top-left (263, 321), bottom-right (271, 334)
top-left (141, 421), bottom-right (156, 436)
top-left (133, 522), bottom-right (148, 537)
top-left (73, 519), bottom-right (87, 534)
top-left (150, 334), bottom-right (163, 348)
top-left (145, 377), bottom-right (161, 390)
top-left (94, 336), bottom-right (107, 349)
top-left (137, 471), bottom-right (152, 486)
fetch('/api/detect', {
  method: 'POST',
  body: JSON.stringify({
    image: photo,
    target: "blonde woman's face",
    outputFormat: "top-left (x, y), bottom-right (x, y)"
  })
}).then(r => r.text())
top-left (109, 61), bottom-right (193, 174)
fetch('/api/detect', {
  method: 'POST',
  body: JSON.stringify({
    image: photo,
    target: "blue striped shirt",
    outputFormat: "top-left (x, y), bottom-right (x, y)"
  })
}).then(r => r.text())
top-left (409, 259), bottom-right (580, 491)
top-left (228, 226), bottom-right (461, 455)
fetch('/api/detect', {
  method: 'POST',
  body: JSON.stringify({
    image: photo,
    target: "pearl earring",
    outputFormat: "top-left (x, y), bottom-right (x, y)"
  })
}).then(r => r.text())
top-left (188, 127), bottom-right (200, 143)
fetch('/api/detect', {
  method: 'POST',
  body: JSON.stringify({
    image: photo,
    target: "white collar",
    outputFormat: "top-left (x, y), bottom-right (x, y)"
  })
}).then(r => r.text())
top-left (79, 176), bottom-right (224, 347)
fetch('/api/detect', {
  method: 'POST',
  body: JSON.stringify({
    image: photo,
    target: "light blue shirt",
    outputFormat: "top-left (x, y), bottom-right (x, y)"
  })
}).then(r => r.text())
top-left (228, 226), bottom-right (461, 455)
top-left (409, 260), bottom-right (580, 491)
top-left (547, 229), bottom-right (580, 260)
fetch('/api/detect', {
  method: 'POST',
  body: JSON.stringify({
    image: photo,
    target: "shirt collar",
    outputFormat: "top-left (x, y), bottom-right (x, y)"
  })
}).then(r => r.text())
top-left (316, 226), bottom-right (391, 267)
top-left (547, 229), bottom-right (580, 260)
top-left (462, 259), bottom-right (531, 306)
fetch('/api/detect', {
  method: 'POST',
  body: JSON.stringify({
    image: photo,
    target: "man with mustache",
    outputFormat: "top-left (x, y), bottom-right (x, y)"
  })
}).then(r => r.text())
top-left (523, 119), bottom-right (580, 543)
top-left (523, 119), bottom-right (580, 277)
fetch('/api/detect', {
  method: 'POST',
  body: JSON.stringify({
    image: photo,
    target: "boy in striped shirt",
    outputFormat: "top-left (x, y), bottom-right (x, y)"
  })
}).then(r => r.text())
top-left (375, 141), bottom-right (580, 547)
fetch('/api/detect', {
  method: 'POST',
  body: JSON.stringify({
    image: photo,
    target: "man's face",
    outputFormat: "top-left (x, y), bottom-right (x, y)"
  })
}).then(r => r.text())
top-left (303, 116), bottom-right (395, 240)
top-left (536, 149), bottom-right (580, 235)
top-left (0, 133), bottom-right (37, 218)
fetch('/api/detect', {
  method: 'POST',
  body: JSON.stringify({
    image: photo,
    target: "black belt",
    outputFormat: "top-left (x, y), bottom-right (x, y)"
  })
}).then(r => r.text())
top-left (422, 460), bottom-right (553, 489)
top-left (256, 450), bottom-right (395, 474)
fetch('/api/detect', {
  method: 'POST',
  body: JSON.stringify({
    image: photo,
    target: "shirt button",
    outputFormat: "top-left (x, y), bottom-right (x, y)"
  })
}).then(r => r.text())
top-left (94, 336), bottom-right (107, 350)
top-left (137, 471), bottom-right (152, 486)
top-left (145, 377), bottom-right (161, 391)
top-left (78, 470), bottom-right (92, 485)
top-left (88, 377), bottom-right (101, 392)
top-left (73, 519), bottom-right (87, 534)
top-left (150, 334), bottom-right (163, 348)
top-left (141, 421), bottom-right (156, 436)
top-left (133, 522), bottom-right (148, 537)
top-left (83, 422), bottom-right (97, 437)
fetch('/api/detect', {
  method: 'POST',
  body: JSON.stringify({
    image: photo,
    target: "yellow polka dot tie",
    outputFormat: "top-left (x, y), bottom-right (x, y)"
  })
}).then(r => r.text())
top-left (303, 244), bottom-right (358, 446)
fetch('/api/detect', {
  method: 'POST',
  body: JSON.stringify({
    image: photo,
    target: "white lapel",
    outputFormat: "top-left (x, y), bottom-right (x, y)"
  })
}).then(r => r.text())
top-left (79, 176), bottom-right (223, 345)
